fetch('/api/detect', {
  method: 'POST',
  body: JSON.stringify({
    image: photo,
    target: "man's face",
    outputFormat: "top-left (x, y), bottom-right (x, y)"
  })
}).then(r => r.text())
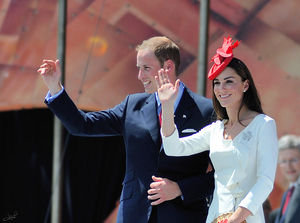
top-left (136, 49), bottom-right (162, 93)
top-left (278, 148), bottom-right (300, 183)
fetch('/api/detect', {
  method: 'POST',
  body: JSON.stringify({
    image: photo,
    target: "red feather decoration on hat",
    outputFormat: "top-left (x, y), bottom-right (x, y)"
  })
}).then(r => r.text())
top-left (207, 36), bottom-right (240, 80)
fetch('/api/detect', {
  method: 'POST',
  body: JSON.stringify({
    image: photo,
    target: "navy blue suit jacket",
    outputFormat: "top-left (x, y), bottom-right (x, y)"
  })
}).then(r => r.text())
top-left (46, 87), bottom-right (215, 223)
top-left (275, 183), bottom-right (300, 223)
top-left (274, 190), bottom-right (288, 223)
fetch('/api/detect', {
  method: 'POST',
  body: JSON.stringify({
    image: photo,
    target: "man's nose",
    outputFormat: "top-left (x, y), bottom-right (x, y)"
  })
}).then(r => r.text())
top-left (138, 69), bottom-right (143, 80)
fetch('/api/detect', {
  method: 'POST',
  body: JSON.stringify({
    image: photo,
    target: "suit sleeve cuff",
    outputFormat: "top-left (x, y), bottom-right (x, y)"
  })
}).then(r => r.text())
top-left (45, 87), bottom-right (64, 103)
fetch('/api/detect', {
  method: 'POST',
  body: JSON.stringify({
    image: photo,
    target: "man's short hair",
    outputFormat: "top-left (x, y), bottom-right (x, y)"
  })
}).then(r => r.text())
top-left (136, 36), bottom-right (181, 76)
top-left (278, 134), bottom-right (300, 152)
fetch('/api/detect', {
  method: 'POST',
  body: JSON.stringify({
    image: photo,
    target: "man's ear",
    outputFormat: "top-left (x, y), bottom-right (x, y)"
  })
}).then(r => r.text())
top-left (163, 59), bottom-right (174, 71)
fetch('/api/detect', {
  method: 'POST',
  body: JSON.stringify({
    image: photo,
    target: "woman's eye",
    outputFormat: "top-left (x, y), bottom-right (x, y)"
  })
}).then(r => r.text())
top-left (214, 82), bottom-right (220, 85)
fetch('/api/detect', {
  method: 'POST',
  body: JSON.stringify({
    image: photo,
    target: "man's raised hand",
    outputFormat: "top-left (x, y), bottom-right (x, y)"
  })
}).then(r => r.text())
top-left (37, 59), bottom-right (62, 95)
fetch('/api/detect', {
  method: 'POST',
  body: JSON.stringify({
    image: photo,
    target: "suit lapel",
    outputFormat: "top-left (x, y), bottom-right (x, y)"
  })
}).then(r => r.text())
top-left (141, 94), bottom-right (161, 148)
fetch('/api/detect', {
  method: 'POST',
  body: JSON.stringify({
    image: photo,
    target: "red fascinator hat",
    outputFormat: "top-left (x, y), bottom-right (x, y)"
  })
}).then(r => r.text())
top-left (207, 36), bottom-right (240, 80)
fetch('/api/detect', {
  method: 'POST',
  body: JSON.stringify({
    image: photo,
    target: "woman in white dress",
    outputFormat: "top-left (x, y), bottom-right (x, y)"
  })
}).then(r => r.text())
top-left (156, 37), bottom-right (278, 223)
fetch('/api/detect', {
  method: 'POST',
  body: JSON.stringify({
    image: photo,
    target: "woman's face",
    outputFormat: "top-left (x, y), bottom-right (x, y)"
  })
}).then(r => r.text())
top-left (213, 67), bottom-right (249, 108)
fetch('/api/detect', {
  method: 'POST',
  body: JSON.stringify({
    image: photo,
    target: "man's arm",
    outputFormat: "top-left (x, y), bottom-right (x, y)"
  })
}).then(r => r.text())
top-left (148, 168), bottom-right (214, 206)
top-left (38, 59), bottom-right (125, 137)
top-left (45, 89), bottom-right (125, 137)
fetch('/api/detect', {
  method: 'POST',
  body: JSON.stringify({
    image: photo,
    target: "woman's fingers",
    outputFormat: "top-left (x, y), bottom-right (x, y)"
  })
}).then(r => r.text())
top-left (164, 68), bottom-right (171, 83)
top-left (161, 69), bottom-right (170, 84)
top-left (158, 69), bottom-right (165, 85)
top-left (175, 79), bottom-right (180, 91)
top-left (157, 68), bottom-right (171, 86)
top-left (155, 75), bottom-right (162, 90)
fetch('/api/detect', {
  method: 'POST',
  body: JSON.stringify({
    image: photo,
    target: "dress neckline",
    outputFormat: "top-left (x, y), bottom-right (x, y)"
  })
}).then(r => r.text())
top-left (221, 114), bottom-right (263, 141)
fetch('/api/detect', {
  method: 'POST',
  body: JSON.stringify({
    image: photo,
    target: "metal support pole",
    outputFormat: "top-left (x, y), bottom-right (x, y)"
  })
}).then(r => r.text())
top-left (51, 0), bottom-right (67, 223)
top-left (51, 118), bottom-right (64, 223)
top-left (197, 0), bottom-right (210, 96)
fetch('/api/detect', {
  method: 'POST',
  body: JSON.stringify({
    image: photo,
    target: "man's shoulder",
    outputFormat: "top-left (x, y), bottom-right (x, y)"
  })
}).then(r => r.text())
top-left (184, 88), bottom-right (213, 108)
top-left (123, 92), bottom-right (154, 108)
top-left (127, 92), bottom-right (153, 101)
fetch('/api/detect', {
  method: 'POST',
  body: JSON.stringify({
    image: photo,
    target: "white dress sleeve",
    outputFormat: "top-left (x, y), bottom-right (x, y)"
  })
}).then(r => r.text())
top-left (161, 123), bottom-right (212, 156)
top-left (239, 117), bottom-right (278, 214)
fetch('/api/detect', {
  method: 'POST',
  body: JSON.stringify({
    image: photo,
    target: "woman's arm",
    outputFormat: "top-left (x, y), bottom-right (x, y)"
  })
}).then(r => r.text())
top-left (228, 206), bottom-right (251, 223)
top-left (238, 118), bottom-right (278, 216)
top-left (156, 69), bottom-right (211, 156)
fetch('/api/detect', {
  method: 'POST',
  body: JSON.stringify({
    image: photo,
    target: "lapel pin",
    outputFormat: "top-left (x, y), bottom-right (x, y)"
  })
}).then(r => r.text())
top-left (183, 114), bottom-right (187, 118)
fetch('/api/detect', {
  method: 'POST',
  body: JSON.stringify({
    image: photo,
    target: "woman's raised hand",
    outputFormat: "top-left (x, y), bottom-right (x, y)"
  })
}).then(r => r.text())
top-left (37, 59), bottom-right (62, 95)
top-left (155, 68), bottom-right (179, 136)
top-left (155, 68), bottom-right (180, 106)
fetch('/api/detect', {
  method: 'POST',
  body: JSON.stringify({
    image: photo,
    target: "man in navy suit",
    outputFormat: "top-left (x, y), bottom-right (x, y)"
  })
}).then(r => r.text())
top-left (272, 135), bottom-right (300, 223)
top-left (38, 36), bottom-right (214, 223)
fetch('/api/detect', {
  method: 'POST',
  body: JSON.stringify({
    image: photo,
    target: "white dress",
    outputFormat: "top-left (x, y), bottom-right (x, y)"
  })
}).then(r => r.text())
top-left (162, 114), bottom-right (278, 223)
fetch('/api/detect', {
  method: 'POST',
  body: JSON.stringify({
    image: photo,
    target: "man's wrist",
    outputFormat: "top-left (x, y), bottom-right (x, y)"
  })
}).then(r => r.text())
top-left (49, 83), bottom-right (63, 95)
top-left (173, 181), bottom-right (182, 197)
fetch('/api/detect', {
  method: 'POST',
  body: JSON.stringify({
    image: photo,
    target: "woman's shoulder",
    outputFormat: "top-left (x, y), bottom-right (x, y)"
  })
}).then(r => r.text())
top-left (198, 119), bottom-right (222, 131)
top-left (254, 113), bottom-right (276, 123)
top-left (209, 119), bottom-right (224, 128)
top-left (198, 120), bottom-right (223, 136)
top-left (250, 114), bottom-right (277, 133)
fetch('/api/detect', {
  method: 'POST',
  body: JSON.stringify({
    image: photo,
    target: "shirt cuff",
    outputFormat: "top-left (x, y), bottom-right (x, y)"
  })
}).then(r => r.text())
top-left (45, 87), bottom-right (64, 103)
